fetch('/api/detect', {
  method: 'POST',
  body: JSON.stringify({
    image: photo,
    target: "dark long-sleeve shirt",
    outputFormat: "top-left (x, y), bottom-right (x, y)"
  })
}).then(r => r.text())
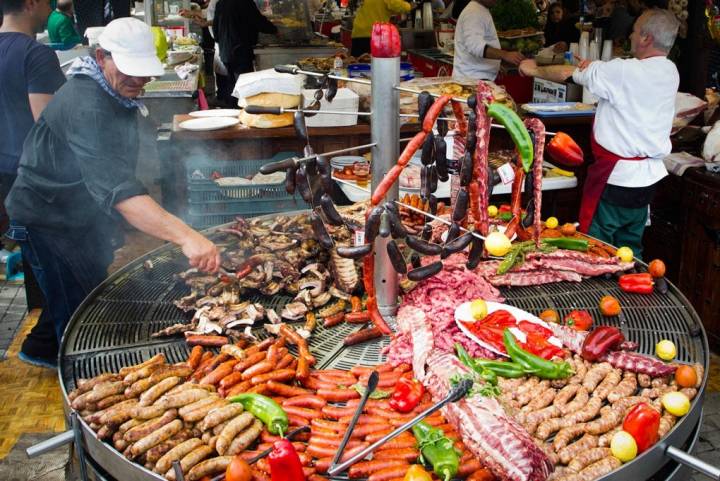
top-left (6, 75), bottom-right (148, 238)
top-left (213, 0), bottom-right (278, 65)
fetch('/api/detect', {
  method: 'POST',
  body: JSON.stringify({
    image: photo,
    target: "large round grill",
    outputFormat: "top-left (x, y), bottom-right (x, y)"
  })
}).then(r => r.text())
top-left (58, 224), bottom-right (710, 481)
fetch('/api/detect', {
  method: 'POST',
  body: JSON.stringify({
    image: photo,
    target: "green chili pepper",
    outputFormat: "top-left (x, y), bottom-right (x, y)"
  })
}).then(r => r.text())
top-left (487, 102), bottom-right (533, 172)
top-left (541, 237), bottom-right (589, 252)
top-left (412, 421), bottom-right (459, 481)
top-left (497, 248), bottom-right (521, 275)
top-left (498, 211), bottom-right (527, 222)
top-left (473, 359), bottom-right (528, 378)
top-left (229, 393), bottom-right (289, 436)
top-left (502, 329), bottom-right (574, 380)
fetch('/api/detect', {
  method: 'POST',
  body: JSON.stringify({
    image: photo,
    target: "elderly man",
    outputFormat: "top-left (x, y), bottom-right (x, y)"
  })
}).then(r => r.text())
top-left (47, 0), bottom-right (82, 47)
top-left (6, 18), bottom-right (220, 367)
top-left (453, 0), bottom-right (525, 81)
top-left (519, 8), bottom-right (679, 258)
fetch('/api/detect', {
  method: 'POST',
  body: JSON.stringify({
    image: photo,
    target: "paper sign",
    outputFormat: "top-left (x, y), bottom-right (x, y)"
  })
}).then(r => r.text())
top-left (497, 162), bottom-right (515, 185)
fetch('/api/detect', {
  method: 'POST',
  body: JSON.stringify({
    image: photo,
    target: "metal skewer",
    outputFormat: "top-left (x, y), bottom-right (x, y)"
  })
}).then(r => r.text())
top-left (275, 64), bottom-right (371, 85)
top-left (327, 378), bottom-right (473, 476)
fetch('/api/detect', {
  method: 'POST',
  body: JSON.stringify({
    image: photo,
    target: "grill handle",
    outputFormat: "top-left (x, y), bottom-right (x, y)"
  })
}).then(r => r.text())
top-left (666, 445), bottom-right (720, 479)
top-left (26, 430), bottom-right (74, 458)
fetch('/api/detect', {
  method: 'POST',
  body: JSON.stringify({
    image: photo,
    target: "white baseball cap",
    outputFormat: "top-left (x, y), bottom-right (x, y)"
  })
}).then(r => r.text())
top-left (98, 18), bottom-right (165, 77)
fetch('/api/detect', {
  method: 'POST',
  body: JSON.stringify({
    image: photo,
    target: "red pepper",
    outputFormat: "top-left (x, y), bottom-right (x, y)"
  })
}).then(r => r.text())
top-left (389, 377), bottom-right (424, 413)
top-left (581, 325), bottom-right (625, 362)
top-left (623, 402), bottom-right (661, 453)
top-left (546, 131), bottom-right (584, 167)
top-left (522, 332), bottom-right (565, 360)
top-left (370, 22), bottom-right (401, 58)
top-left (619, 273), bottom-right (654, 294)
top-left (517, 321), bottom-right (553, 338)
top-left (481, 310), bottom-right (517, 328)
top-left (269, 439), bottom-right (306, 481)
top-left (564, 310), bottom-right (593, 331)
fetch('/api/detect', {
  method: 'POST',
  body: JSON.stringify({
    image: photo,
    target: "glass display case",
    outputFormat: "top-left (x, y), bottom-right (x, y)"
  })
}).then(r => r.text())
top-left (143, 0), bottom-right (190, 32)
top-left (256, 0), bottom-right (314, 44)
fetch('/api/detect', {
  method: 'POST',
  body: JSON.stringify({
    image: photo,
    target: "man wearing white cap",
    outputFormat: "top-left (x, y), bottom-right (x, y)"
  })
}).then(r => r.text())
top-left (5, 18), bottom-right (221, 367)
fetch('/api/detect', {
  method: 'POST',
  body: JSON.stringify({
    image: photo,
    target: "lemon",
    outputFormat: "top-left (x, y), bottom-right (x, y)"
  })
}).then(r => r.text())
top-left (662, 392), bottom-right (690, 416)
top-left (485, 231), bottom-right (512, 257)
top-left (488, 205), bottom-right (498, 218)
top-left (611, 431), bottom-right (638, 463)
top-left (656, 339), bottom-right (676, 361)
top-left (616, 246), bottom-right (634, 263)
top-left (545, 217), bottom-right (559, 229)
top-left (469, 299), bottom-right (488, 320)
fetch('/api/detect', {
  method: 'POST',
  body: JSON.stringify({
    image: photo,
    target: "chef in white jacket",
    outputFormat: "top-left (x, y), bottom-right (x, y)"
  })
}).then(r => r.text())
top-left (518, 8), bottom-right (680, 258)
top-left (453, 0), bottom-right (525, 80)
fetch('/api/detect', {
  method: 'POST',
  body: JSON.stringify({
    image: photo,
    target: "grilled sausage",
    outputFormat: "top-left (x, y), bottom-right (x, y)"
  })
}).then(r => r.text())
top-left (407, 261), bottom-right (443, 282)
top-left (226, 419), bottom-right (264, 455)
top-left (343, 327), bottom-right (383, 346)
top-left (386, 240), bottom-right (407, 274)
top-left (178, 396), bottom-right (220, 419)
top-left (165, 445), bottom-right (214, 481)
top-left (139, 376), bottom-right (182, 406)
top-left (183, 399), bottom-right (227, 423)
top-left (154, 389), bottom-right (210, 409)
top-left (442, 231), bottom-right (473, 257)
top-left (123, 363), bottom-right (163, 385)
top-left (320, 194), bottom-right (344, 226)
top-left (310, 210), bottom-right (333, 249)
top-left (131, 419), bottom-right (183, 458)
top-left (365, 205), bottom-right (385, 244)
top-left (119, 354), bottom-right (166, 377)
top-left (198, 403), bottom-right (244, 432)
top-left (216, 412), bottom-right (256, 455)
top-left (466, 237), bottom-right (484, 270)
top-left (125, 409), bottom-right (178, 442)
top-left (154, 438), bottom-right (204, 474)
top-left (405, 235), bottom-right (442, 256)
top-left (336, 244), bottom-right (373, 259)
top-left (187, 456), bottom-right (234, 481)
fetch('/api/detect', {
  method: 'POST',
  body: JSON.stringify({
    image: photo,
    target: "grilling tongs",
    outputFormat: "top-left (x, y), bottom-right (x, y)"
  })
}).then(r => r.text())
top-left (327, 377), bottom-right (473, 476)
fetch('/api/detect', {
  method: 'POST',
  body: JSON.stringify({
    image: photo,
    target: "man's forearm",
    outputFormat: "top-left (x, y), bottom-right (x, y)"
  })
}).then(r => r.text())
top-left (524, 63), bottom-right (577, 83)
top-left (115, 195), bottom-right (195, 246)
top-left (484, 46), bottom-right (505, 61)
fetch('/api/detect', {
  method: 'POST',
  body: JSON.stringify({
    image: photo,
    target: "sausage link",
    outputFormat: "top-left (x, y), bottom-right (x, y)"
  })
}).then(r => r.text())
top-left (187, 456), bottom-right (234, 481)
top-left (130, 419), bottom-right (183, 458)
top-left (139, 376), bottom-right (182, 406)
top-left (216, 412), bottom-right (256, 455)
top-left (198, 403), bottom-right (244, 432)
top-left (226, 418), bottom-right (264, 455)
top-left (154, 438), bottom-right (204, 474)
top-left (165, 445), bottom-right (214, 481)
top-left (125, 409), bottom-right (178, 442)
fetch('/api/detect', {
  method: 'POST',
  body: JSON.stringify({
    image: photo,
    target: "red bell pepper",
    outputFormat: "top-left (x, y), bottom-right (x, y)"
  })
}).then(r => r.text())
top-left (546, 131), bottom-right (584, 167)
top-left (370, 22), bottom-right (401, 58)
top-left (389, 377), bottom-right (424, 413)
top-left (522, 332), bottom-right (565, 360)
top-left (581, 325), bottom-right (625, 362)
top-left (518, 320), bottom-right (553, 338)
top-left (619, 273), bottom-right (654, 294)
top-left (268, 439), bottom-right (305, 481)
top-left (623, 402), bottom-right (661, 453)
top-left (564, 310), bottom-right (593, 331)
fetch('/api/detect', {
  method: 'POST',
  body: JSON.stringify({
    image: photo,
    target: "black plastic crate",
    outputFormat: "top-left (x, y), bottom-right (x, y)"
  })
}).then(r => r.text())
top-left (185, 153), bottom-right (305, 229)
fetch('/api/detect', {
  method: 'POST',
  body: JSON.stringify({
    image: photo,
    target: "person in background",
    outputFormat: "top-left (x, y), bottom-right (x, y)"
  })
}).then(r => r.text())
top-left (451, 0), bottom-right (470, 19)
top-left (519, 8), bottom-right (679, 258)
top-left (5, 18), bottom-right (220, 368)
top-left (544, 2), bottom-right (580, 51)
top-left (48, 0), bottom-right (82, 46)
top-left (0, 0), bottom-right (66, 369)
top-left (212, 0), bottom-right (277, 106)
top-left (452, 0), bottom-right (525, 80)
top-left (351, 0), bottom-right (411, 57)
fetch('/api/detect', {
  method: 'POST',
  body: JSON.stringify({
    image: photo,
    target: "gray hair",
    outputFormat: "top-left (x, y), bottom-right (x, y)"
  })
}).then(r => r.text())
top-left (640, 8), bottom-right (679, 52)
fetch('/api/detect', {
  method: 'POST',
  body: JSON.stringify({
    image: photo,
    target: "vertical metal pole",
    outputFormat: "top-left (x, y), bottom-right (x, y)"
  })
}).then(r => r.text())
top-left (371, 56), bottom-right (400, 318)
top-left (71, 411), bottom-right (89, 481)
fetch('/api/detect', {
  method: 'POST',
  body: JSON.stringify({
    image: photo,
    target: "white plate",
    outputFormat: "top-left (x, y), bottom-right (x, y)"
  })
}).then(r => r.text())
top-left (179, 117), bottom-right (240, 131)
top-left (455, 301), bottom-right (562, 357)
top-left (331, 155), bottom-right (365, 168)
top-left (188, 109), bottom-right (241, 118)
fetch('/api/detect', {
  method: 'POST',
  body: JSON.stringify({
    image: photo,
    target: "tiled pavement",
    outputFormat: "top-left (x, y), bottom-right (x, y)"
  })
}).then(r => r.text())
top-left (0, 283), bottom-right (26, 360)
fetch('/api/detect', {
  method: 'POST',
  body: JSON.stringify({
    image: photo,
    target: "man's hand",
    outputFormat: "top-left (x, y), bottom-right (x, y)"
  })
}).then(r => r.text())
top-left (181, 231), bottom-right (221, 273)
top-left (553, 41), bottom-right (568, 53)
top-left (576, 58), bottom-right (593, 70)
top-left (502, 51), bottom-right (526, 66)
top-left (518, 59), bottom-right (539, 77)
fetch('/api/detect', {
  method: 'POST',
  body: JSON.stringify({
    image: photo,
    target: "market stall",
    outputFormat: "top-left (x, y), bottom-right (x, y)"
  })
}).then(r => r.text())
top-left (24, 24), bottom-right (720, 481)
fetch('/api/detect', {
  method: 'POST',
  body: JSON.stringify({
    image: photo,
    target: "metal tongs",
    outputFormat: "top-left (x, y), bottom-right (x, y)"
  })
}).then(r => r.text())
top-left (327, 378), bottom-right (473, 476)
top-left (331, 371), bottom-right (380, 468)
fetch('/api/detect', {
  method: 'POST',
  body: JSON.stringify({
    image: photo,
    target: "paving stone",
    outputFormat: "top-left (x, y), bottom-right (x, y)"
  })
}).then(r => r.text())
top-left (0, 432), bottom-right (68, 481)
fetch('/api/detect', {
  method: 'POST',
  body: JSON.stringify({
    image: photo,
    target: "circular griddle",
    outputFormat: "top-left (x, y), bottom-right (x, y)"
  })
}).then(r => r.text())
top-left (58, 223), bottom-right (710, 481)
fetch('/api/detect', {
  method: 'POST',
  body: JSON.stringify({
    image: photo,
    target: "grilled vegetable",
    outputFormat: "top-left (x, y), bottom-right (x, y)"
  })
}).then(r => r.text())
top-left (542, 237), bottom-right (589, 251)
top-left (503, 329), bottom-right (573, 379)
top-left (269, 439), bottom-right (305, 481)
top-left (546, 131), bottom-right (584, 167)
top-left (623, 402), bottom-right (660, 453)
top-left (389, 377), bottom-right (424, 413)
top-left (487, 103), bottom-right (533, 172)
top-left (564, 309), bottom-right (593, 331)
top-left (581, 326), bottom-right (625, 362)
top-left (228, 394), bottom-right (288, 436)
top-left (619, 273), bottom-right (654, 294)
top-left (412, 421), bottom-right (459, 481)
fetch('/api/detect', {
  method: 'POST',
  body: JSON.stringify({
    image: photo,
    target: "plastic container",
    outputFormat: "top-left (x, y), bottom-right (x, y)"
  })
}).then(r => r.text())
top-left (347, 63), bottom-right (414, 81)
top-left (302, 88), bottom-right (359, 127)
top-left (185, 152), bottom-right (303, 229)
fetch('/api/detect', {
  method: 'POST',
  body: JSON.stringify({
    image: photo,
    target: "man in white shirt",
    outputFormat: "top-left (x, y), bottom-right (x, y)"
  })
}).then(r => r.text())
top-left (453, 0), bottom-right (525, 80)
top-left (518, 8), bottom-right (679, 258)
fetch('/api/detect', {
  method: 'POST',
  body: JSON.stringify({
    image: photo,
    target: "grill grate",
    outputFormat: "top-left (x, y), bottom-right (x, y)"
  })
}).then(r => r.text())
top-left (60, 238), bottom-right (707, 398)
